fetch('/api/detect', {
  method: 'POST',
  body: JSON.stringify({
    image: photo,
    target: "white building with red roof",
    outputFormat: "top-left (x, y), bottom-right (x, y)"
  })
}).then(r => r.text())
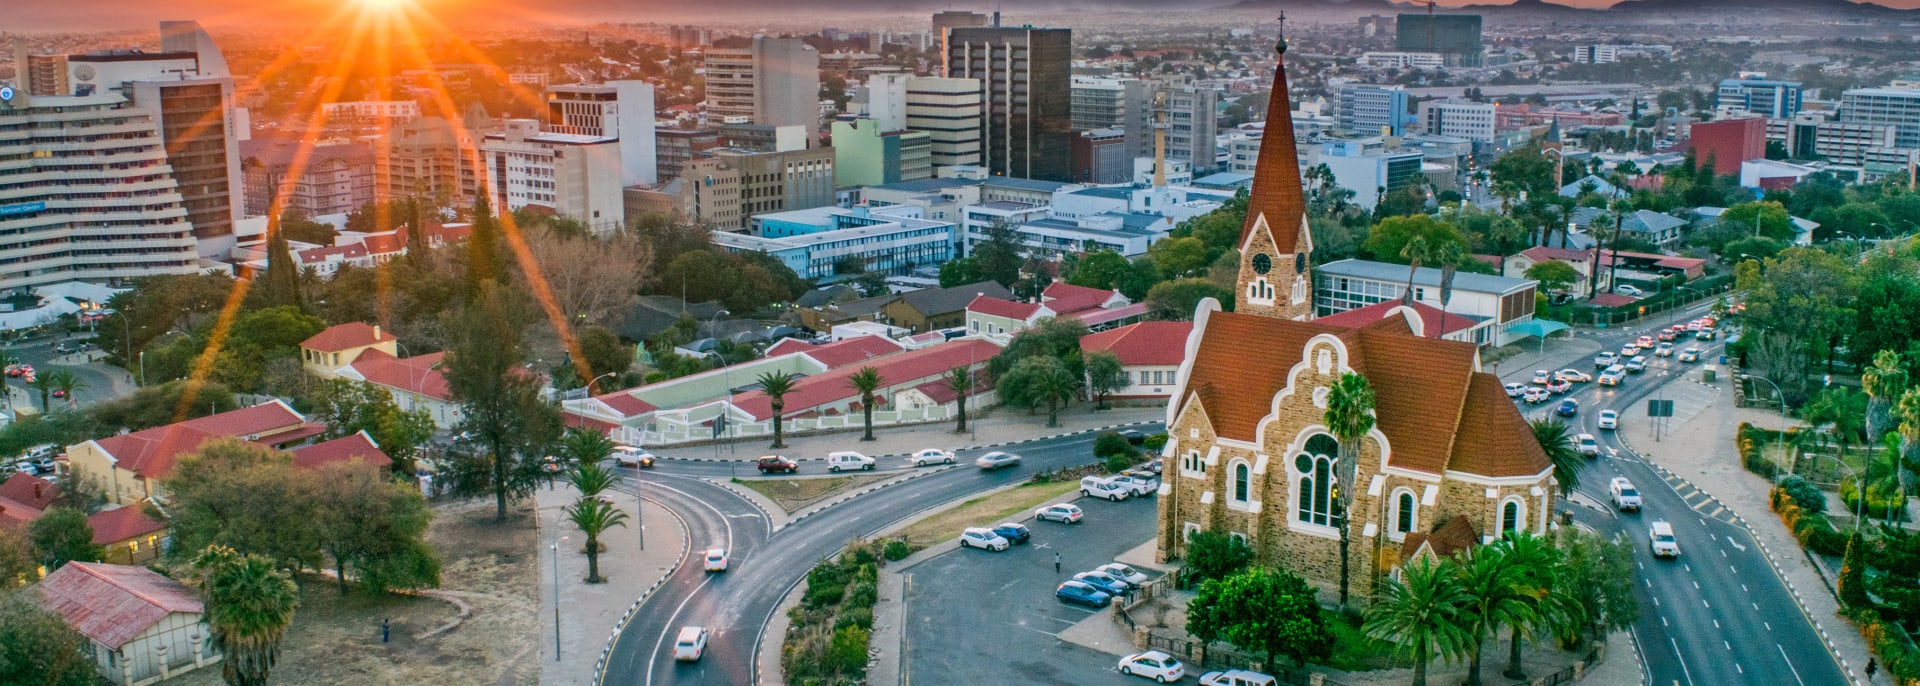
top-left (300, 322), bottom-right (398, 378)
top-left (1078, 321), bottom-right (1193, 401)
top-left (32, 561), bottom-right (216, 684)
top-left (335, 349), bottom-right (460, 429)
top-left (965, 282), bottom-right (1146, 336)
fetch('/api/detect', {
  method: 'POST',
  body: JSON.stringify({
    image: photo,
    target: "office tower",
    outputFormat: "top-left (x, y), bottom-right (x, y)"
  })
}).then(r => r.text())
top-left (375, 115), bottom-right (485, 207)
top-left (946, 26), bottom-right (1073, 181)
top-left (1395, 14), bottom-right (1482, 68)
top-left (1071, 129), bottom-right (1130, 184)
top-left (931, 11), bottom-right (990, 55)
top-left (480, 120), bottom-right (625, 234)
top-left (1336, 84), bottom-right (1410, 136)
top-left (1071, 77), bottom-right (1152, 158)
top-left (864, 74), bottom-right (912, 132)
top-left (547, 81), bottom-right (658, 186)
top-left (240, 138), bottom-right (377, 218)
top-left (1573, 45), bottom-right (1619, 64)
top-left (1688, 119), bottom-right (1767, 175)
top-left (1839, 88), bottom-right (1920, 149)
top-left (1164, 84), bottom-right (1218, 170)
top-left (0, 90), bottom-right (200, 289)
top-left (1718, 78), bottom-right (1803, 119)
top-left (904, 77), bottom-right (984, 171)
top-left (704, 37), bottom-right (819, 129)
top-left (21, 53), bottom-right (69, 96)
top-left (1419, 100), bottom-right (1497, 143)
top-left (1313, 140), bottom-right (1425, 211)
top-left (654, 128), bottom-right (721, 183)
top-left (832, 120), bottom-right (932, 186)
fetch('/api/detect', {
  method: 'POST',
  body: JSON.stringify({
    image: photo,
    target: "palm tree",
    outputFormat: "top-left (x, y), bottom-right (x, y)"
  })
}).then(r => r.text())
top-left (849, 366), bottom-right (885, 442)
top-left (47, 369), bottom-right (84, 408)
top-left (1530, 418), bottom-right (1585, 496)
top-left (1864, 351), bottom-right (1908, 504)
top-left (569, 461), bottom-right (618, 500)
top-left (1498, 531), bottom-right (1573, 680)
top-left (946, 366), bottom-right (973, 433)
top-left (564, 496), bottom-right (628, 584)
top-left (1324, 371), bottom-right (1376, 608)
top-left (1365, 557), bottom-right (1472, 686)
top-left (1400, 235), bottom-right (1432, 304)
top-left (1455, 544), bottom-right (1536, 686)
top-left (757, 371), bottom-right (798, 449)
top-left (193, 545), bottom-right (299, 686)
top-left (1024, 359), bottom-right (1079, 428)
top-left (559, 427), bottom-right (615, 470)
top-left (24, 373), bottom-right (55, 413)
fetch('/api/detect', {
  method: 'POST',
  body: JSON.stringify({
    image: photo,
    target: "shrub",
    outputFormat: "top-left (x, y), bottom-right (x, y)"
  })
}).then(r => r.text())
top-left (804, 564), bottom-right (851, 608)
top-left (1094, 431), bottom-right (1134, 458)
top-left (834, 606), bottom-right (874, 631)
top-left (1773, 488), bottom-right (1849, 556)
top-left (882, 539), bottom-right (911, 561)
top-left (1778, 475), bottom-right (1826, 514)
top-left (1105, 453), bottom-right (1135, 474)
top-left (1144, 433), bottom-right (1168, 450)
top-left (1853, 607), bottom-right (1920, 681)
top-left (826, 625), bottom-right (871, 676)
top-left (845, 581), bottom-right (878, 609)
top-left (1736, 423), bottom-right (1783, 480)
top-left (843, 540), bottom-right (880, 568)
top-left (1841, 479), bottom-right (1909, 521)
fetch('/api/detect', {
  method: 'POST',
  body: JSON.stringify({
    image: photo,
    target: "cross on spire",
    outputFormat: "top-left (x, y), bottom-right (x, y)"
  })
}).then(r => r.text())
top-left (1276, 11), bottom-right (1288, 54)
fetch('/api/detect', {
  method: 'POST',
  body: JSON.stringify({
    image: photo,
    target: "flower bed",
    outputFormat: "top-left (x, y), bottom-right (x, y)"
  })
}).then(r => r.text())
top-left (782, 540), bottom-right (883, 685)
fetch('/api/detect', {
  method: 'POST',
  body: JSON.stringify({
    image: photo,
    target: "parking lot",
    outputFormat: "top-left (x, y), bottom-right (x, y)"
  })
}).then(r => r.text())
top-left (902, 494), bottom-right (1161, 686)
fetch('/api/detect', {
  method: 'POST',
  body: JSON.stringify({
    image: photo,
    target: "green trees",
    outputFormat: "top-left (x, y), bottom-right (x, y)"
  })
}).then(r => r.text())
top-left (1530, 418), bottom-right (1585, 496)
top-left (1498, 531), bottom-right (1574, 679)
top-left (945, 367), bottom-right (973, 433)
top-left (758, 370), bottom-right (798, 449)
top-left (24, 373), bottom-right (54, 413)
top-left (45, 370), bottom-right (82, 409)
top-left (193, 545), bottom-right (299, 686)
top-left (1145, 278), bottom-right (1233, 320)
top-left (1187, 567), bottom-right (1334, 669)
top-left (849, 366), bottom-right (885, 442)
top-left (1364, 558), bottom-right (1472, 686)
top-left (27, 508), bottom-right (101, 571)
top-left (1489, 148), bottom-right (1560, 202)
top-left (1084, 351), bottom-right (1129, 409)
top-left (313, 461), bottom-right (440, 596)
top-left (1554, 527), bottom-right (1640, 647)
top-left (998, 356), bottom-right (1078, 427)
top-left (1364, 215), bottom-right (1468, 267)
top-left (1185, 530), bottom-right (1255, 583)
top-left (442, 284), bottom-right (562, 522)
top-left (1524, 260), bottom-right (1580, 296)
top-left (564, 494), bottom-right (628, 584)
top-left (1454, 545), bottom-right (1536, 686)
top-left (260, 213), bottom-right (305, 312)
top-left (1067, 250), bottom-right (1132, 291)
top-left (312, 379), bottom-right (436, 476)
top-left (1721, 200), bottom-right (1797, 242)
top-left (1324, 371), bottom-right (1377, 608)
top-left (1147, 236), bottom-right (1210, 278)
top-left (0, 591), bottom-right (103, 686)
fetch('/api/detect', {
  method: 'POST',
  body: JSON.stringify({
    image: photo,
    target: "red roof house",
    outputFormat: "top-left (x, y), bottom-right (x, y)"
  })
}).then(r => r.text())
top-left (33, 561), bottom-right (211, 683)
top-left (1078, 321), bottom-right (1194, 401)
top-left (88, 507), bottom-right (170, 566)
top-left (301, 322), bottom-right (400, 378)
top-left (66, 400), bottom-right (358, 506)
top-left (728, 338), bottom-right (1000, 421)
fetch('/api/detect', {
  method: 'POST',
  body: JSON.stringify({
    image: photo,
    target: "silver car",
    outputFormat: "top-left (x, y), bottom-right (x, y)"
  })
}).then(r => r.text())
top-left (1109, 474), bottom-right (1158, 497)
top-left (974, 451), bottom-right (1021, 470)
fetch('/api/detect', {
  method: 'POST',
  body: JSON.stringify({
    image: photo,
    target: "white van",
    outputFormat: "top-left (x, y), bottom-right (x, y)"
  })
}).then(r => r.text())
top-left (825, 451), bottom-right (875, 472)
top-left (1080, 476), bottom-right (1132, 501)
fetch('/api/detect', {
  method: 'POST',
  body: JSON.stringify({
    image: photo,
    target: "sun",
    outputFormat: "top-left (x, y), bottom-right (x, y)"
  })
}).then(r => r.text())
top-left (357, 0), bottom-right (414, 13)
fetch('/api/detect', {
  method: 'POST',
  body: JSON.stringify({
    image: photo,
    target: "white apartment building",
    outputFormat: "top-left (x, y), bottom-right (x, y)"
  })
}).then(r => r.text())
top-left (1420, 100), bottom-right (1498, 143)
top-left (546, 81), bottom-right (658, 186)
top-left (480, 120), bottom-right (624, 234)
top-left (0, 91), bottom-right (201, 292)
top-left (1361, 52), bottom-right (1445, 69)
top-left (1572, 45), bottom-right (1618, 64)
top-left (704, 37), bottom-right (820, 129)
top-left (1840, 88), bottom-right (1920, 150)
top-left (1072, 77), bottom-right (1152, 158)
top-left (320, 100), bottom-right (421, 122)
top-left (1165, 84), bottom-right (1219, 170)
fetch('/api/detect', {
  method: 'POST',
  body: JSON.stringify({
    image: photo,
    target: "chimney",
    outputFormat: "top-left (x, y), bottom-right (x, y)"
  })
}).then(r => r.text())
top-left (34, 483), bottom-right (44, 499)
top-left (374, 325), bottom-right (382, 341)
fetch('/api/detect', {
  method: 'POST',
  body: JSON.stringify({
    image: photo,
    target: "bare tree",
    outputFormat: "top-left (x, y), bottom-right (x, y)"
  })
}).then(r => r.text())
top-left (520, 227), bottom-right (651, 328)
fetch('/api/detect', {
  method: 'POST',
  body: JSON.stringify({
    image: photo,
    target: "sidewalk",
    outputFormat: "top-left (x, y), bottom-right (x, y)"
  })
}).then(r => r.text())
top-left (535, 479), bottom-right (687, 685)
top-left (1487, 333), bottom-right (1603, 386)
top-left (655, 403), bottom-right (1165, 462)
top-left (1618, 370), bottom-right (1869, 685)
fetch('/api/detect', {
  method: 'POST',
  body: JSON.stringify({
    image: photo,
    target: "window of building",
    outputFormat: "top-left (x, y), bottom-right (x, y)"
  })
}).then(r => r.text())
top-left (1295, 434), bottom-right (1340, 527)
top-left (1501, 498), bottom-right (1524, 535)
top-left (1394, 490), bottom-right (1417, 537)
top-left (1232, 461), bottom-right (1251, 503)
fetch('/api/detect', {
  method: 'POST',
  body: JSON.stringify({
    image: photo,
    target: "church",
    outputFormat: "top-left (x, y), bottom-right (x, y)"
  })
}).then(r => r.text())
top-left (1153, 30), bottom-right (1556, 601)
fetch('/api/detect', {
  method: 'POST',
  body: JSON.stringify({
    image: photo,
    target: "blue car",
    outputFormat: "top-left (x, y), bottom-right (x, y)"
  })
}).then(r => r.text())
top-left (1073, 571), bottom-right (1131, 596)
top-left (1056, 580), bottom-right (1112, 608)
top-left (1556, 399), bottom-right (1578, 417)
top-left (992, 522), bottom-right (1031, 545)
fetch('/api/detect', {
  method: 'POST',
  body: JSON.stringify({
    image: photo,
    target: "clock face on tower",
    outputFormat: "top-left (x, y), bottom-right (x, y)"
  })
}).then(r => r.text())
top-left (1251, 253), bottom-right (1272, 275)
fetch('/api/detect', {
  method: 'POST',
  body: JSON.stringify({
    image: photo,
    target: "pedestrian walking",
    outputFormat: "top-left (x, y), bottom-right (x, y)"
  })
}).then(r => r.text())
top-left (1866, 658), bottom-right (1878, 681)
top-left (1053, 551), bottom-right (1061, 574)
top-left (382, 617), bottom-right (391, 644)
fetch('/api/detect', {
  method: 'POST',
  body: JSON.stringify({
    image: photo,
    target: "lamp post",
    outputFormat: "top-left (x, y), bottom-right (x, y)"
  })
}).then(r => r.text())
top-left (584, 371), bottom-right (617, 396)
top-left (1808, 453), bottom-right (1867, 530)
top-left (1743, 374), bottom-right (1793, 475)
top-left (552, 535), bottom-right (569, 660)
top-left (139, 330), bottom-right (191, 386)
top-left (707, 309), bottom-right (731, 341)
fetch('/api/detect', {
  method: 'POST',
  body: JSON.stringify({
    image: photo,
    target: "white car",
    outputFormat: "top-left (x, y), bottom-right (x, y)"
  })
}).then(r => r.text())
top-left (1576, 433), bottom-right (1600, 456)
top-left (909, 448), bottom-right (956, 467)
top-left (1620, 343), bottom-right (1641, 356)
top-left (1598, 365), bottom-right (1626, 386)
top-left (1650, 521), bottom-right (1680, 558)
top-left (703, 547), bottom-right (728, 572)
top-left (1554, 369), bottom-right (1592, 383)
top-left (959, 527), bottom-right (1010, 551)
top-left (1097, 562), bottom-right (1150, 585)
top-left (612, 445), bottom-right (655, 469)
top-left (1593, 351), bottom-right (1619, 369)
top-left (975, 451), bottom-right (1022, 470)
top-left (672, 626), bottom-right (709, 661)
top-left (1616, 284), bottom-right (1643, 296)
top-left (1108, 474), bottom-right (1158, 497)
top-left (1611, 477), bottom-right (1642, 512)
top-left (1678, 348), bottom-right (1701, 363)
top-left (1597, 410), bottom-right (1619, 430)
top-left (1035, 503), bottom-right (1084, 524)
top-left (1522, 387), bottom-right (1552, 404)
top-left (1654, 342), bottom-right (1674, 357)
top-left (1504, 382), bottom-right (1527, 398)
top-left (1624, 355), bottom-right (1648, 373)
top-left (1081, 476), bottom-right (1133, 501)
top-left (1531, 369), bottom-right (1552, 385)
top-left (1119, 650), bottom-right (1186, 682)
top-left (825, 451), bottom-right (875, 472)
top-left (1200, 669), bottom-right (1278, 686)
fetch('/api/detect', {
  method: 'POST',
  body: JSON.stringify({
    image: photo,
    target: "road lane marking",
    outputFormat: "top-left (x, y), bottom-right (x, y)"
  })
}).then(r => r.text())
top-left (1714, 620), bottom-right (1720, 629)
top-left (1703, 600), bottom-right (1711, 609)
top-left (1672, 637), bottom-right (1696, 686)
top-left (1653, 597), bottom-right (1661, 607)
top-left (1725, 640), bottom-right (1732, 651)
top-left (1778, 644), bottom-right (1807, 686)
top-left (644, 574), bottom-right (718, 686)
top-left (1662, 616), bottom-right (1669, 627)
top-left (1765, 622), bottom-right (1772, 631)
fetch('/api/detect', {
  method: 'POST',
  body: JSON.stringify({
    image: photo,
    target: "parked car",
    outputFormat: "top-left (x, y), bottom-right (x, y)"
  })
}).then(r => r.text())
top-left (1504, 382), bottom-right (1527, 398)
top-left (1611, 478), bottom-right (1642, 512)
top-left (1555, 369), bottom-right (1592, 383)
top-left (1678, 348), bottom-right (1701, 363)
top-left (991, 522), bottom-right (1031, 545)
top-left (959, 527), bottom-right (1010, 551)
top-left (612, 446), bottom-right (655, 469)
top-left (704, 547), bottom-right (729, 572)
top-left (1616, 284), bottom-right (1643, 296)
top-left (1649, 521), bottom-right (1681, 557)
top-left (1531, 370), bottom-right (1552, 385)
top-left (1654, 342), bottom-right (1674, 357)
top-left (1118, 651), bottom-right (1186, 683)
top-left (1073, 571), bottom-right (1133, 595)
top-left (910, 448), bottom-right (956, 467)
top-left (1109, 473), bottom-right (1158, 497)
top-left (672, 626), bottom-right (709, 661)
top-left (1594, 352), bottom-right (1619, 369)
top-left (1555, 399), bottom-right (1579, 417)
top-left (975, 451), bottom-right (1022, 470)
top-left (1576, 433), bottom-right (1599, 456)
top-left (1097, 563), bottom-right (1150, 585)
top-left (1199, 669), bottom-right (1279, 686)
top-left (756, 455), bottom-right (799, 474)
top-left (825, 451), bottom-right (875, 473)
top-left (1522, 387), bottom-right (1552, 404)
top-left (1624, 356), bottom-right (1648, 373)
top-left (1055, 580), bottom-right (1112, 608)
top-left (1035, 503), bottom-right (1085, 524)
top-left (1080, 476), bottom-right (1132, 501)
top-left (1598, 410), bottom-right (1619, 430)
top-left (31, 456), bottom-right (58, 474)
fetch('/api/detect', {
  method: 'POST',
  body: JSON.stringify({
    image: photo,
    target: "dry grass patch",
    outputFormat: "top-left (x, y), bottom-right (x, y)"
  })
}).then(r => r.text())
top-left (735, 474), bottom-right (887, 513)
top-left (894, 480), bottom-right (1078, 548)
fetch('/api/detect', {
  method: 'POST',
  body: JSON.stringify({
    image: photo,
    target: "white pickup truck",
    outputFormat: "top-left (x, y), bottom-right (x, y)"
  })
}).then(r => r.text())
top-left (1610, 477), bottom-right (1642, 512)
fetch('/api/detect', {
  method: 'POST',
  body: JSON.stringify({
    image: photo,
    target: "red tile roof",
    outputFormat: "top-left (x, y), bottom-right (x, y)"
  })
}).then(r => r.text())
top-left (1240, 47), bottom-right (1307, 255)
top-left (966, 295), bottom-right (1044, 321)
top-left (912, 372), bottom-right (993, 405)
top-left (1400, 515), bottom-right (1481, 560)
top-left (297, 243), bottom-right (369, 264)
top-left (289, 432), bottom-right (393, 470)
top-left (590, 391), bottom-right (659, 418)
top-left (767, 335), bottom-right (905, 369)
top-left (1178, 310), bottom-right (1547, 478)
top-left (1313, 300), bottom-right (1479, 337)
top-left (349, 349), bottom-right (452, 400)
top-left (1040, 283), bottom-right (1122, 317)
top-left (87, 506), bottom-right (166, 545)
top-left (300, 322), bottom-right (395, 353)
top-left (729, 338), bottom-right (1001, 421)
top-left (1078, 302), bottom-right (1149, 328)
top-left (0, 473), bottom-right (57, 510)
top-left (0, 495), bottom-right (44, 531)
top-left (33, 562), bottom-right (203, 650)
top-left (92, 401), bottom-right (309, 479)
top-left (1080, 322), bottom-right (1193, 366)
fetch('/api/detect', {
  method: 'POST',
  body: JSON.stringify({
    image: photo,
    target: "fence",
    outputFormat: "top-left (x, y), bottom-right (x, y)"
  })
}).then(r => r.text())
top-left (1539, 274), bottom-right (1735, 329)
top-left (1536, 645), bottom-right (1606, 686)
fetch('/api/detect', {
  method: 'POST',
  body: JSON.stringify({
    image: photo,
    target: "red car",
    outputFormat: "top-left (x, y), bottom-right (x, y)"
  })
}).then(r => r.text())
top-left (756, 455), bottom-right (799, 474)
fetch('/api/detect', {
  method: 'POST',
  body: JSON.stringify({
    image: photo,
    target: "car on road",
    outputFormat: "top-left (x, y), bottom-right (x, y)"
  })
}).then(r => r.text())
top-left (1080, 476), bottom-right (1132, 501)
top-left (1696, 328), bottom-right (1716, 340)
top-left (1073, 571), bottom-right (1133, 595)
top-left (1686, 320), bottom-right (1703, 331)
top-left (1055, 580), bottom-right (1112, 608)
top-left (1598, 410), bottom-right (1619, 430)
top-left (1109, 473), bottom-right (1159, 497)
top-left (910, 448), bottom-right (956, 467)
top-left (991, 522), bottom-right (1031, 545)
top-left (975, 451), bottom-right (1022, 470)
top-left (1117, 428), bottom-right (1149, 445)
top-left (1636, 335), bottom-right (1655, 349)
top-left (756, 455), bottom-right (799, 474)
top-left (1611, 478), bottom-right (1642, 512)
top-left (53, 343), bottom-right (74, 354)
top-left (1555, 369), bottom-right (1592, 383)
top-left (1097, 563), bottom-right (1150, 585)
top-left (612, 446), bottom-right (655, 469)
top-left (1531, 370), bottom-right (1552, 385)
top-left (1199, 669), bottom-right (1278, 686)
top-left (1654, 342), bottom-right (1674, 357)
top-left (959, 527), bottom-right (1010, 551)
top-left (1620, 343), bottom-right (1641, 356)
top-left (1576, 433), bottom-right (1599, 456)
top-left (1544, 379), bottom-right (1572, 395)
top-left (1035, 503), bottom-right (1084, 524)
top-left (1650, 521), bottom-right (1681, 557)
top-left (1616, 284), bottom-right (1643, 297)
top-left (1598, 365), bottom-right (1626, 386)
top-left (1556, 399), bottom-right (1579, 417)
top-left (825, 451), bottom-right (876, 472)
top-left (672, 626), bottom-right (709, 661)
top-left (704, 548), bottom-right (729, 572)
top-left (1594, 352), bottom-right (1619, 369)
top-left (1678, 347), bottom-right (1701, 363)
top-left (1504, 383), bottom-right (1527, 398)
top-left (1118, 650), bottom-right (1186, 682)
top-left (1624, 355), bottom-right (1648, 373)
top-left (1522, 387), bottom-right (1551, 404)
top-left (1657, 328), bottom-right (1678, 342)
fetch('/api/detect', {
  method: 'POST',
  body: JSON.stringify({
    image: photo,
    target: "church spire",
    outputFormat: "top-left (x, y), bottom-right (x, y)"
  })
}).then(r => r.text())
top-left (1232, 13), bottom-right (1316, 322)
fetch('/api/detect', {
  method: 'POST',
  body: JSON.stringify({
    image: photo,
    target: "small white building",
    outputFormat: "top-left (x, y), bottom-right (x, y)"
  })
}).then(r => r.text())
top-left (34, 562), bottom-right (217, 685)
top-left (481, 119), bottom-right (626, 235)
top-left (1078, 321), bottom-right (1192, 402)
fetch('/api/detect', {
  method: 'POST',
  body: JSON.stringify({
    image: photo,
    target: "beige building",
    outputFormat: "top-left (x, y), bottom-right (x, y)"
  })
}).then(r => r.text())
top-left (1154, 46), bottom-right (1555, 602)
top-left (66, 401), bottom-right (388, 506)
top-left (300, 322), bottom-right (399, 378)
top-left (373, 115), bottom-right (485, 207)
top-left (34, 562), bottom-right (217, 685)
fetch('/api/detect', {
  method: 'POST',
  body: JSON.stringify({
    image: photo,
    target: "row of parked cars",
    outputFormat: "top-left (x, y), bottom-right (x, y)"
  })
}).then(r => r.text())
top-left (1115, 650), bottom-right (1281, 685)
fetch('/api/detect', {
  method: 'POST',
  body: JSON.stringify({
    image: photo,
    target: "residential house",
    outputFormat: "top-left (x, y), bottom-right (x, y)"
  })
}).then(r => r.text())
top-left (1503, 246), bottom-right (1707, 296)
top-left (335, 350), bottom-right (459, 429)
top-left (300, 322), bottom-right (398, 378)
top-left (0, 472), bottom-right (55, 532)
top-left (797, 280), bottom-right (1012, 333)
top-left (964, 283), bottom-right (1147, 335)
top-left (89, 506), bottom-right (169, 566)
top-left (33, 562), bottom-right (217, 685)
top-left (1570, 207), bottom-right (1688, 246)
top-left (1078, 321), bottom-right (1192, 402)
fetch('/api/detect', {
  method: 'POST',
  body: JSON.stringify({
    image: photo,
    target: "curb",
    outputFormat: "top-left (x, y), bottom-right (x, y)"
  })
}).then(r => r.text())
top-left (591, 493), bottom-right (692, 686)
top-left (778, 465), bottom-right (959, 532)
top-left (652, 420), bottom-right (1164, 463)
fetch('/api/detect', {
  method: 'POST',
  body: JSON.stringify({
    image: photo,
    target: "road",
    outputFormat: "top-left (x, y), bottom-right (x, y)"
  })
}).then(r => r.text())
top-left (1, 335), bottom-right (133, 413)
top-left (600, 427), bottom-right (1158, 686)
top-left (1514, 307), bottom-right (1847, 686)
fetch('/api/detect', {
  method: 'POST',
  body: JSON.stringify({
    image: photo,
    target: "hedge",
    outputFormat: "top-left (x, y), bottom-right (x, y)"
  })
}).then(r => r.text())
top-left (1851, 606), bottom-right (1920, 682)
top-left (1841, 479), bottom-right (1910, 521)
top-left (1770, 486), bottom-right (1849, 557)
top-left (1736, 422), bottom-right (1786, 480)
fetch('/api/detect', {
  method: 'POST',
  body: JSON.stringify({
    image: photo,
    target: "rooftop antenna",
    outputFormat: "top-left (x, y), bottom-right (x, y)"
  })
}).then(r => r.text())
top-left (1427, 0), bottom-right (1437, 54)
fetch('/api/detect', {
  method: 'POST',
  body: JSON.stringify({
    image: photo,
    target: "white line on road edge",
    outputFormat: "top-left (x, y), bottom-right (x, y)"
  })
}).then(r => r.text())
top-left (1672, 637), bottom-right (1696, 686)
top-left (1779, 644), bottom-right (1808, 686)
top-left (592, 494), bottom-right (692, 686)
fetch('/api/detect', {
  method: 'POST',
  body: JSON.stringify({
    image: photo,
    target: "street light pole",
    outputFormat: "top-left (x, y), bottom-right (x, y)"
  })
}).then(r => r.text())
top-left (1744, 374), bottom-right (1793, 475)
top-left (552, 535), bottom-right (567, 660)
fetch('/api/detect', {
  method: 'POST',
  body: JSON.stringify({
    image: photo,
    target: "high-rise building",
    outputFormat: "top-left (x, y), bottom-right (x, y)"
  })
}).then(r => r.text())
top-left (480, 120), bottom-right (625, 234)
top-left (831, 120), bottom-right (932, 187)
top-left (1688, 118), bottom-right (1767, 175)
top-left (374, 115), bottom-right (485, 207)
top-left (1771, 115), bottom-right (1914, 170)
top-left (1312, 140), bottom-right (1426, 211)
top-left (704, 37), bottom-right (820, 129)
top-left (240, 137), bottom-right (377, 218)
top-left (1840, 87), bottom-right (1920, 150)
top-left (546, 81), bottom-right (658, 186)
top-left (1070, 129), bottom-right (1131, 184)
top-left (1071, 77), bottom-right (1153, 158)
top-left (1718, 78), bottom-right (1803, 120)
top-left (1573, 45), bottom-right (1619, 64)
top-left (654, 128), bottom-right (721, 183)
top-left (863, 74), bottom-right (912, 132)
top-left (904, 77), bottom-right (985, 171)
top-left (1395, 14), bottom-right (1482, 67)
top-left (625, 147), bottom-right (835, 232)
top-left (931, 11), bottom-right (991, 55)
top-left (0, 90), bottom-right (201, 290)
top-left (1336, 84), bottom-right (1410, 136)
top-left (946, 26), bottom-right (1073, 181)
top-left (1164, 84), bottom-right (1219, 170)
top-left (1419, 100), bottom-right (1497, 143)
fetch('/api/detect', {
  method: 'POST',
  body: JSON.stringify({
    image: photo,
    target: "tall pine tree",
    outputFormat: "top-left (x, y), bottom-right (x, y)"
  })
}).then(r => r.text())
top-left (466, 194), bottom-right (506, 293)
top-left (262, 211), bottom-right (304, 311)
top-left (406, 194), bottom-right (430, 266)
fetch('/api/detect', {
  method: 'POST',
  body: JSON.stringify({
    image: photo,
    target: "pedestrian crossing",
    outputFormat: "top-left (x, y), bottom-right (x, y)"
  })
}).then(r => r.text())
top-left (1642, 460), bottom-right (1743, 526)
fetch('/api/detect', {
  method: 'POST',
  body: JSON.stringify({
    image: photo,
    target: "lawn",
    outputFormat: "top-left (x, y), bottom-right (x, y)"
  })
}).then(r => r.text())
top-left (893, 480), bottom-right (1078, 548)
top-left (734, 474), bottom-right (887, 513)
